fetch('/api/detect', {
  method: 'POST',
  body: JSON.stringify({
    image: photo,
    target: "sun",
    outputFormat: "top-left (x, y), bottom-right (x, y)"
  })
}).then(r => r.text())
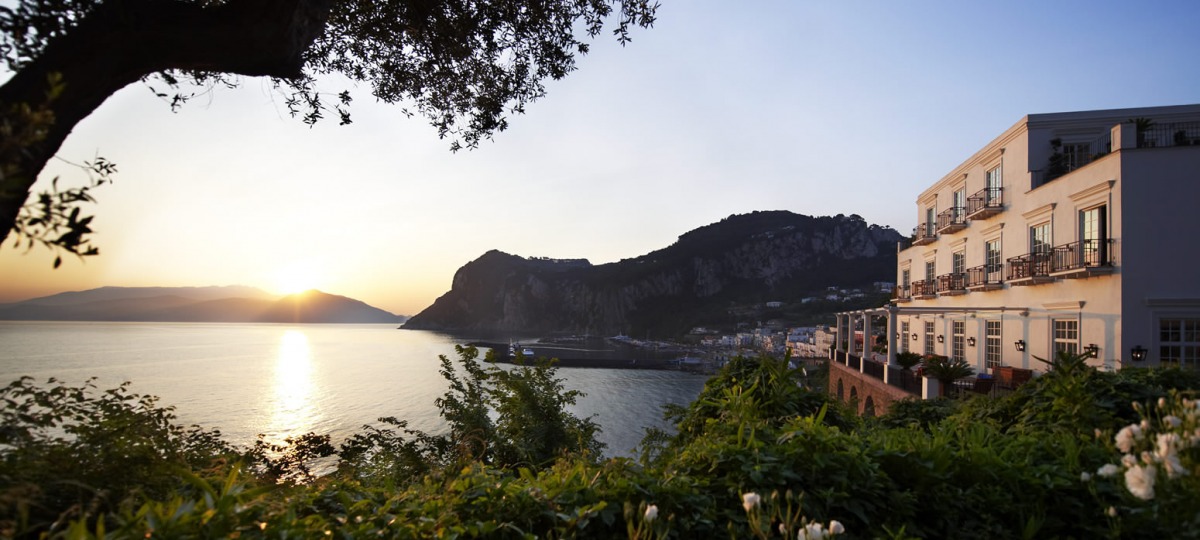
top-left (274, 263), bottom-right (322, 295)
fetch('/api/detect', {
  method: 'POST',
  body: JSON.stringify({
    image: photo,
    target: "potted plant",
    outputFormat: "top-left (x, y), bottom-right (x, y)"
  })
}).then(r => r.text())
top-left (922, 354), bottom-right (974, 396)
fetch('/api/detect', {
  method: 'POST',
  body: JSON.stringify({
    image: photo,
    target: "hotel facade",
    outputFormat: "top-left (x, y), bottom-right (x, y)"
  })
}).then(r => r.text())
top-left (833, 104), bottom-right (1200, 402)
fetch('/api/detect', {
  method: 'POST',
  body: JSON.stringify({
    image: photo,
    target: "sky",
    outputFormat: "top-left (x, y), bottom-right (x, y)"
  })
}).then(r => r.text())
top-left (2, 1), bottom-right (1199, 315)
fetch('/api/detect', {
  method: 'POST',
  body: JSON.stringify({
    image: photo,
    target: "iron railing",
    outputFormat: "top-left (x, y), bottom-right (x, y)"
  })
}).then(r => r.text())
top-left (912, 223), bottom-right (936, 245)
top-left (863, 358), bottom-right (885, 380)
top-left (911, 280), bottom-right (937, 298)
top-left (965, 264), bottom-right (1003, 288)
top-left (1033, 131), bottom-right (1113, 187)
top-left (1053, 239), bottom-right (1114, 271)
top-left (893, 286), bottom-right (911, 301)
top-left (847, 353), bottom-right (861, 371)
top-left (886, 366), bottom-right (922, 395)
top-left (936, 272), bottom-right (966, 293)
top-left (1138, 121), bottom-right (1200, 148)
top-left (936, 206), bottom-right (966, 232)
top-left (1007, 252), bottom-right (1053, 281)
top-left (965, 186), bottom-right (1003, 216)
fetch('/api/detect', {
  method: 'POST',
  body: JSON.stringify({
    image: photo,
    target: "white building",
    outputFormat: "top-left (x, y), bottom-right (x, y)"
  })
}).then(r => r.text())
top-left (838, 104), bottom-right (1200, 376)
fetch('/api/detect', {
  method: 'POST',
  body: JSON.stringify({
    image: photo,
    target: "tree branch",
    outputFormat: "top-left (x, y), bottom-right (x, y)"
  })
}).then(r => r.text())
top-left (0, 0), bottom-right (334, 246)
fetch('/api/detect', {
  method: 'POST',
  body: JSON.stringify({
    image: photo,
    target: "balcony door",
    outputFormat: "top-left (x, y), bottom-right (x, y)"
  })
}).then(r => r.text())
top-left (1080, 205), bottom-right (1107, 266)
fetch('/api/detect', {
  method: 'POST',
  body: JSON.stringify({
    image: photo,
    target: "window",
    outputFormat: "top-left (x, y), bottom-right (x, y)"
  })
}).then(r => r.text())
top-left (985, 239), bottom-right (1002, 279)
top-left (985, 321), bottom-right (1001, 369)
top-left (986, 164), bottom-right (1002, 201)
top-left (924, 321), bottom-right (935, 356)
top-left (1080, 205), bottom-right (1108, 266)
top-left (1063, 143), bottom-right (1090, 170)
top-left (1030, 222), bottom-right (1052, 255)
top-left (952, 251), bottom-right (965, 275)
top-left (925, 207), bottom-right (936, 235)
top-left (925, 260), bottom-right (936, 282)
top-left (953, 188), bottom-right (965, 216)
top-left (952, 321), bottom-right (965, 363)
top-left (901, 321), bottom-right (910, 353)
top-left (901, 269), bottom-right (910, 289)
top-left (1053, 319), bottom-right (1079, 357)
top-left (1160, 318), bottom-right (1200, 368)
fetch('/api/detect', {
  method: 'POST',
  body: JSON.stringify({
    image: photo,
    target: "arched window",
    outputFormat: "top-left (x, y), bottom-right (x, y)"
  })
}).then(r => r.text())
top-left (837, 379), bottom-right (844, 400)
top-left (863, 396), bottom-right (876, 417)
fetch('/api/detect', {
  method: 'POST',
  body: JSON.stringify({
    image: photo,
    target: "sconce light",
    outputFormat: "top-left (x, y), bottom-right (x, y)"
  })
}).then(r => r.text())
top-left (1084, 344), bottom-right (1099, 358)
top-left (1130, 345), bottom-right (1147, 362)
top-left (967, 337), bottom-right (976, 347)
top-left (937, 335), bottom-right (945, 343)
top-left (1015, 340), bottom-right (1026, 352)
top-left (911, 333), bottom-right (918, 341)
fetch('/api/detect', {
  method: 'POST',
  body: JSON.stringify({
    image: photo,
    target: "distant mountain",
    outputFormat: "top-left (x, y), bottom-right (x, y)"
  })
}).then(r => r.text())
top-left (0, 286), bottom-right (406, 324)
top-left (403, 211), bottom-right (902, 336)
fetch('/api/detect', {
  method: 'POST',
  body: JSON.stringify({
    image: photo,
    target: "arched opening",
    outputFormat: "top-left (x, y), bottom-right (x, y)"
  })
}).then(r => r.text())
top-left (849, 386), bottom-right (858, 409)
top-left (863, 396), bottom-right (876, 417)
top-left (836, 379), bottom-right (844, 400)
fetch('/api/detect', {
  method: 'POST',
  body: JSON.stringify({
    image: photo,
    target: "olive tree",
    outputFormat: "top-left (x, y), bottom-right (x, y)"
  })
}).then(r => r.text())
top-left (0, 0), bottom-right (658, 258)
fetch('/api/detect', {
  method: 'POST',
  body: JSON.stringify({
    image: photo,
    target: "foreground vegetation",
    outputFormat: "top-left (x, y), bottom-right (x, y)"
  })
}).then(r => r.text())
top-left (2, 348), bottom-right (1199, 539)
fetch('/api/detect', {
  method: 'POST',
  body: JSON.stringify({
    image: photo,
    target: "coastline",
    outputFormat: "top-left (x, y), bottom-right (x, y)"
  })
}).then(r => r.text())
top-left (466, 341), bottom-right (695, 371)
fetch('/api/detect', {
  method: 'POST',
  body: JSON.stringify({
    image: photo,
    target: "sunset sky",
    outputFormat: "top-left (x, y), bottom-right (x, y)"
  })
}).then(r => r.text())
top-left (2, 1), bottom-right (1198, 316)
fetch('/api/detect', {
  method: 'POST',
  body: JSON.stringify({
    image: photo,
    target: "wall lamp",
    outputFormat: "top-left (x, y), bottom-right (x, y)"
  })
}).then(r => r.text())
top-left (937, 335), bottom-right (945, 343)
top-left (1131, 345), bottom-right (1148, 362)
top-left (967, 337), bottom-right (976, 347)
top-left (911, 333), bottom-right (918, 341)
top-left (1084, 344), bottom-right (1099, 358)
top-left (1015, 340), bottom-right (1026, 352)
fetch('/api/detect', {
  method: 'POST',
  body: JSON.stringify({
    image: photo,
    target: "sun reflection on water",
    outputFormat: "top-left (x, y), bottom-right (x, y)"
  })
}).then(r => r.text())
top-left (268, 330), bottom-right (319, 442)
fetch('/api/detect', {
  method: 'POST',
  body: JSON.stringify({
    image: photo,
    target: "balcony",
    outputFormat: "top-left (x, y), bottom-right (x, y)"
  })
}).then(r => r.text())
top-left (912, 223), bottom-right (937, 246)
top-left (936, 207), bottom-right (967, 234)
top-left (892, 286), bottom-right (912, 303)
top-left (1006, 252), bottom-right (1054, 286)
top-left (911, 279), bottom-right (937, 299)
top-left (965, 187), bottom-right (1003, 220)
top-left (965, 265), bottom-right (1003, 291)
top-left (936, 272), bottom-right (967, 295)
top-left (1051, 239), bottom-right (1115, 278)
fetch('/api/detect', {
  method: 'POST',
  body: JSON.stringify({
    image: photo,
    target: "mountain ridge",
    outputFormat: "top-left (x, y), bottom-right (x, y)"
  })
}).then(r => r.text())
top-left (403, 211), bottom-right (902, 336)
top-left (0, 286), bottom-right (405, 324)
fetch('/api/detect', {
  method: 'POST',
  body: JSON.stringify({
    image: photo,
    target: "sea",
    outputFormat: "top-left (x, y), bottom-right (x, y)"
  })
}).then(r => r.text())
top-left (0, 321), bottom-right (709, 458)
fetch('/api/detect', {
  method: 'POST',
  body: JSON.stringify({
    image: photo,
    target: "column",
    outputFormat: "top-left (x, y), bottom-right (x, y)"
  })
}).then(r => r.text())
top-left (885, 307), bottom-right (898, 384)
top-left (861, 312), bottom-right (872, 373)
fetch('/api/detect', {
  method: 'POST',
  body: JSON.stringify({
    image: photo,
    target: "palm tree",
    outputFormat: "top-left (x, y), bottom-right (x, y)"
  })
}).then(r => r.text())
top-left (922, 354), bottom-right (975, 396)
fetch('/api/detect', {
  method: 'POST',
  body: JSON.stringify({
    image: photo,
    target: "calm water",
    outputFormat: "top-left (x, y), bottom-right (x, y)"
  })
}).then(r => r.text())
top-left (0, 322), bottom-right (709, 457)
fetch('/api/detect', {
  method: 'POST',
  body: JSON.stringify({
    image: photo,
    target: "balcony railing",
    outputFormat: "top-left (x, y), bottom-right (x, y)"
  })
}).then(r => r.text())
top-left (965, 264), bottom-right (1003, 290)
top-left (936, 206), bottom-right (966, 234)
top-left (1032, 131), bottom-right (1113, 188)
top-left (847, 353), bottom-right (861, 371)
top-left (1051, 239), bottom-right (1116, 278)
top-left (887, 366), bottom-right (922, 395)
top-left (1007, 251), bottom-right (1054, 285)
top-left (936, 272), bottom-right (966, 295)
top-left (863, 357), bottom-right (885, 380)
top-left (893, 285), bottom-right (912, 303)
top-left (911, 279), bottom-right (937, 299)
top-left (965, 187), bottom-right (1003, 220)
top-left (912, 223), bottom-right (937, 246)
top-left (1138, 121), bottom-right (1200, 148)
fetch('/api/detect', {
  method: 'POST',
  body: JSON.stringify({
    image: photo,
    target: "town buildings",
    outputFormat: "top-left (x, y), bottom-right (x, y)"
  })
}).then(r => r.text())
top-left (830, 104), bottom-right (1200, 412)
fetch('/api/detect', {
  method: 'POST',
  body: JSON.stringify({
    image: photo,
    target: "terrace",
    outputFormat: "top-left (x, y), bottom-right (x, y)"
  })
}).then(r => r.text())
top-left (964, 265), bottom-right (1003, 291)
top-left (965, 186), bottom-right (1003, 220)
top-left (936, 206), bottom-right (966, 234)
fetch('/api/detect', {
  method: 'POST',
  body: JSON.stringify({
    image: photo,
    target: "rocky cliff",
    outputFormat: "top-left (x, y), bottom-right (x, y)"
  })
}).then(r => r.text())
top-left (402, 211), bottom-right (902, 336)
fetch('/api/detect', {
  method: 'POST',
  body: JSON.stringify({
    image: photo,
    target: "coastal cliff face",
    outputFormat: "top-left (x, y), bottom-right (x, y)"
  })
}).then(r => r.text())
top-left (403, 211), bottom-right (902, 336)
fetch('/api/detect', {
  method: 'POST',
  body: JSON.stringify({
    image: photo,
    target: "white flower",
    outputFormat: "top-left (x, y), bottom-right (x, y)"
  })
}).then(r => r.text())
top-left (1124, 464), bottom-right (1157, 500)
top-left (1106, 506), bottom-right (1117, 517)
top-left (1121, 454), bottom-right (1138, 468)
top-left (643, 504), bottom-right (658, 522)
top-left (1097, 463), bottom-right (1120, 477)
top-left (1159, 396), bottom-right (1167, 409)
top-left (1141, 451), bottom-right (1154, 465)
top-left (804, 522), bottom-right (827, 539)
top-left (1080, 471), bottom-right (1092, 481)
top-left (1164, 415), bottom-right (1183, 428)
top-left (742, 492), bottom-right (761, 512)
top-left (1115, 424), bottom-right (1142, 453)
top-left (829, 520), bottom-right (845, 535)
